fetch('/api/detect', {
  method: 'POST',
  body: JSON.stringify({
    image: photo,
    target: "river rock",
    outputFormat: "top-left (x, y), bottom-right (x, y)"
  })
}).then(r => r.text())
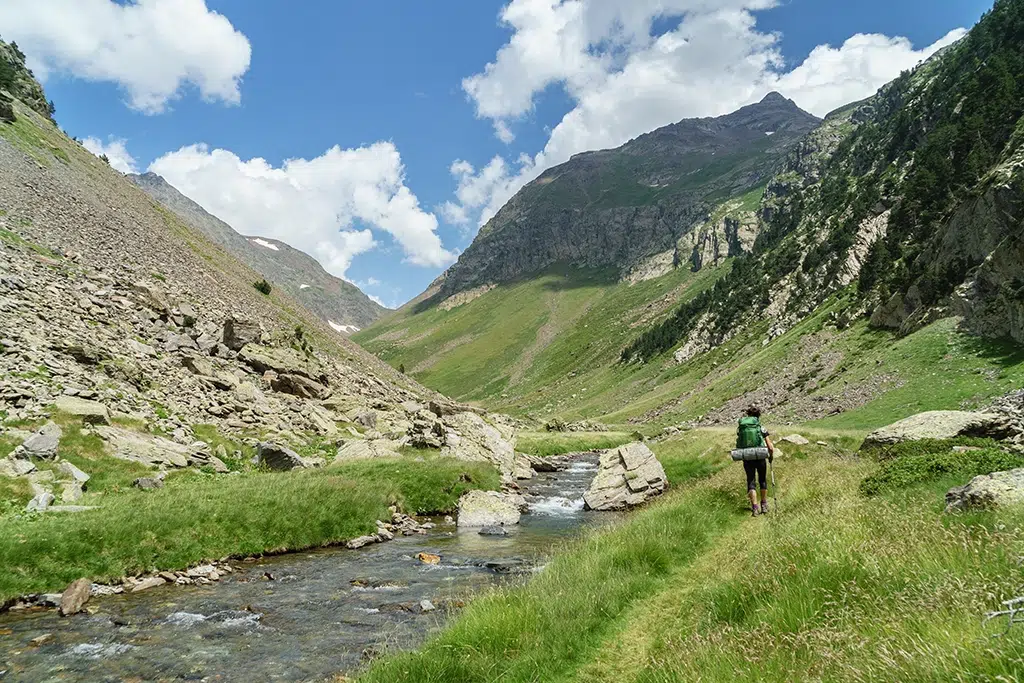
top-left (255, 442), bottom-right (322, 471)
top-left (583, 442), bottom-right (668, 511)
top-left (478, 526), bottom-right (509, 536)
top-left (416, 552), bottom-right (441, 565)
top-left (946, 468), bottom-right (1024, 512)
top-left (457, 490), bottom-right (525, 527)
top-left (863, 411), bottom-right (1016, 449)
top-left (130, 576), bottom-right (167, 593)
top-left (55, 396), bottom-right (111, 425)
top-left (346, 535), bottom-right (380, 550)
top-left (59, 578), bottom-right (92, 616)
top-left (17, 422), bottom-right (62, 459)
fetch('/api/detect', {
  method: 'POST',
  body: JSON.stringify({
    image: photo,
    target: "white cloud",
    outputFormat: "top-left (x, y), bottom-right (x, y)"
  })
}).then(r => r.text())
top-left (82, 136), bottom-right (138, 174)
top-left (447, 0), bottom-right (966, 228)
top-left (149, 142), bottom-right (455, 280)
top-left (0, 0), bottom-right (251, 113)
top-left (494, 120), bottom-right (516, 144)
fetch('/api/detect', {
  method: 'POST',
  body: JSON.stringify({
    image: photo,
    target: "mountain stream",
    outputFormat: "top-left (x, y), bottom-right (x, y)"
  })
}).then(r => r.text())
top-left (0, 455), bottom-right (604, 682)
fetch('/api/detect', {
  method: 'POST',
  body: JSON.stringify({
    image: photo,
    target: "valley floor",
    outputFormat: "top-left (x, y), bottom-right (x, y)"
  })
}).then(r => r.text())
top-left (359, 429), bottom-right (1024, 682)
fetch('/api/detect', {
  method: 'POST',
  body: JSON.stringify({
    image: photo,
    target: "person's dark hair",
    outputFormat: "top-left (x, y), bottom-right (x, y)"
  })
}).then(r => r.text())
top-left (745, 406), bottom-right (762, 418)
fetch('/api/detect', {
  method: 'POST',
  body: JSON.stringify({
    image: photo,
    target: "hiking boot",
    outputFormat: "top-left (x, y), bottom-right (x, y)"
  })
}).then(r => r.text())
top-left (751, 504), bottom-right (759, 517)
top-left (760, 502), bottom-right (769, 515)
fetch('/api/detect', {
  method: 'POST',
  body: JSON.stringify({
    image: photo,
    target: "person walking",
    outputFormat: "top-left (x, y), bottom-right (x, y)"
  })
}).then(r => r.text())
top-left (736, 406), bottom-right (774, 516)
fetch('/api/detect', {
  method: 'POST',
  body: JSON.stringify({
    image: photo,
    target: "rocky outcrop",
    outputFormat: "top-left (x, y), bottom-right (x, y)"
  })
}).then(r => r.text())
top-left (946, 468), bottom-right (1024, 512)
top-left (457, 490), bottom-right (527, 527)
top-left (583, 443), bottom-right (668, 511)
top-left (333, 439), bottom-right (403, 463)
top-left (862, 411), bottom-right (1017, 449)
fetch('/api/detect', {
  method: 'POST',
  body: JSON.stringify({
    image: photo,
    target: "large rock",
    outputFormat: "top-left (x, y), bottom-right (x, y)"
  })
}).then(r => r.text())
top-left (583, 442), bottom-right (668, 511)
top-left (131, 282), bottom-right (170, 315)
top-left (59, 578), bottom-right (92, 617)
top-left (58, 460), bottom-right (90, 484)
top-left (271, 373), bottom-right (330, 400)
top-left (239, 345), bottom-right (326, 383)
top-left (55, 396), bottom-right (110, 425)
top-left (946, 468), bottom-right (1024, 512)
top-left (457, 490), bottom-right (526, 527)
top-left (94, 426), bottom-right (193, 468)
top-left (0, 456), bottom-right (36, 477)
top-left (441, 412), bottom-right (517, 476)
top-left (26, 491), bottom-right (55, 512)
top-left (17, 422), bottom-right (62, 459)
top-left (255, 442), bottom-right (323, 471)
top-left (863, 411), bottom-right (1016, 449)
top-left (333, 439), bottom-right (403, 463)
top-left (223, 316), bottom-right (263, 351)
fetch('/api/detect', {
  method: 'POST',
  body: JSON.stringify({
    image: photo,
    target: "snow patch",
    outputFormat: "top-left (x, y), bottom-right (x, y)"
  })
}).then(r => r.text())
top-left (328, 320), bottom-right (361, 334)
top-left (250, 238), bottom-right (280, 251)
top-left (765, 131), bottom-right (776, 136)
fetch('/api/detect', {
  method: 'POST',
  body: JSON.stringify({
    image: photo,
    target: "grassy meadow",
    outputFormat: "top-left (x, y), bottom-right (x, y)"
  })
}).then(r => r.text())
top-left (361, 429), bottom-right (1024, 682)
top-left (0, 412), bottom-right (500, 602)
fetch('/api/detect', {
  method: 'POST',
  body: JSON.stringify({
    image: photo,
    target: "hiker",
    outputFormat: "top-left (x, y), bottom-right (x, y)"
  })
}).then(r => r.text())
top-left (736, 406), bottom-right (774, 516)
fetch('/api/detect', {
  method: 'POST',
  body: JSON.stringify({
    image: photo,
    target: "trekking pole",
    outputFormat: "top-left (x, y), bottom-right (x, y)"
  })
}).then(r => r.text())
top-left (769, 458), bottom-right (779, 514)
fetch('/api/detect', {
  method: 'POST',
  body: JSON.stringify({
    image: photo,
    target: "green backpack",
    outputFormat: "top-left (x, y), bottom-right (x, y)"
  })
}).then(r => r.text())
top-left (736, 416), bottom-right (765, 449)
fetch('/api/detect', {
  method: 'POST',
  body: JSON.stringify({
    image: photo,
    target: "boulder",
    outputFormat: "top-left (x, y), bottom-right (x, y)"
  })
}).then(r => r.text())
top-left (26, 491), bottom-right (55, 512)
top-left (863, 411), bottom-right (1016, 449)
top-left (441, 412), bottom-right (517, 476)
top-left (223, 316), bottom-right (262, 351)
top-left (55, 396), bottom-right (110, 425)
top-left (95, 427), bottom-right (191, 468)
top-left (59, 578), bottom-right (93, 617)
top-left (130, 576), bottom-right (167, 593)
top-left (0, 456), bottom-right (36, 477)
top-left (333, 439), bottom-right (403, 463)
top-left (58, 461), bottom-right (90, 484)
top-left (182, 355), bottom-right (216, 378)
top-left (239, 345), bottom-right (325, 383)
top-left (354, 411), bottom-right (378, 429)
top-left (946, 468), bottom-right (1024, 512)
top-left (17, 422), bottom-right (62, 459)
top-left (271, 373), bottom-right (330, 400)
top-left (255, 442), bottom-right (322, 471)
top-left (781, 434), bottom-right (810, 446)
top-left (133, 474), bottom-right (166, 490)
top-left (583, 442), bottom-right (668, 511)
top-left (60, 480), bottom-right (84, 503)
top-left (457, 490), bottom-right (526, 527)
top-left (132, 282), bottom-right (171, 315)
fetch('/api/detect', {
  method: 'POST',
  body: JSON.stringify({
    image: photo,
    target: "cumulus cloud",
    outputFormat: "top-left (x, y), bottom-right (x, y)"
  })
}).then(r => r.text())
top-left (82, 136), bottom-right (138, 174)
top-left (447, 0), bottom-right (966, 228)
top-left (150, 142), bottom-right (455, 279)
top-left (0, 0), bottom-right (251, 113)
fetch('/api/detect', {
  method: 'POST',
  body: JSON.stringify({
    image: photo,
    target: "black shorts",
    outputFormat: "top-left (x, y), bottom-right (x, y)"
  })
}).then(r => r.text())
top-left (743, 459), bottom-right (767, 492)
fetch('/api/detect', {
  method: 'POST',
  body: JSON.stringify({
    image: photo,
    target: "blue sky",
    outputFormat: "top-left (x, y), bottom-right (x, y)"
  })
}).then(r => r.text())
top-left (1, 0), bottom-right (992, 308)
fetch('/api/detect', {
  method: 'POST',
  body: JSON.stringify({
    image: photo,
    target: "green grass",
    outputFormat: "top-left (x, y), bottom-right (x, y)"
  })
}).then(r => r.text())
top-left (860, 438), bottom-right (1024, 496)
top-left (192, 423), bottom-right (256, 471)
top-left (515, 431), bottom-right (636, 457)
top-left (0, 456), bottom-right (499, 601)
top-left (360, 430), bottom-right (1024, 682)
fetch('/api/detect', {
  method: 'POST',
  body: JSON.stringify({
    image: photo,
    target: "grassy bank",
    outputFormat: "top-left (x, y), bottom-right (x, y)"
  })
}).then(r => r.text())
top-left (361, 430), bottom-right (1024, 682)
top-left (0, 456), bottom-right (499, 602)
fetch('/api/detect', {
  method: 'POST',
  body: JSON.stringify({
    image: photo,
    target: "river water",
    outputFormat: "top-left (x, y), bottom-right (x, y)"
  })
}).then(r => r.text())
top-left (0, 456), bottom-right (604, 682)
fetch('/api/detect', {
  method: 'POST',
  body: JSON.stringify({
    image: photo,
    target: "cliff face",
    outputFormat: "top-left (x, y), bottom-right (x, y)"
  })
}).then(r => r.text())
top-left (432, 93), bottom-right (821, 303)
top-left (129, 172), bottom-right (387, 332)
